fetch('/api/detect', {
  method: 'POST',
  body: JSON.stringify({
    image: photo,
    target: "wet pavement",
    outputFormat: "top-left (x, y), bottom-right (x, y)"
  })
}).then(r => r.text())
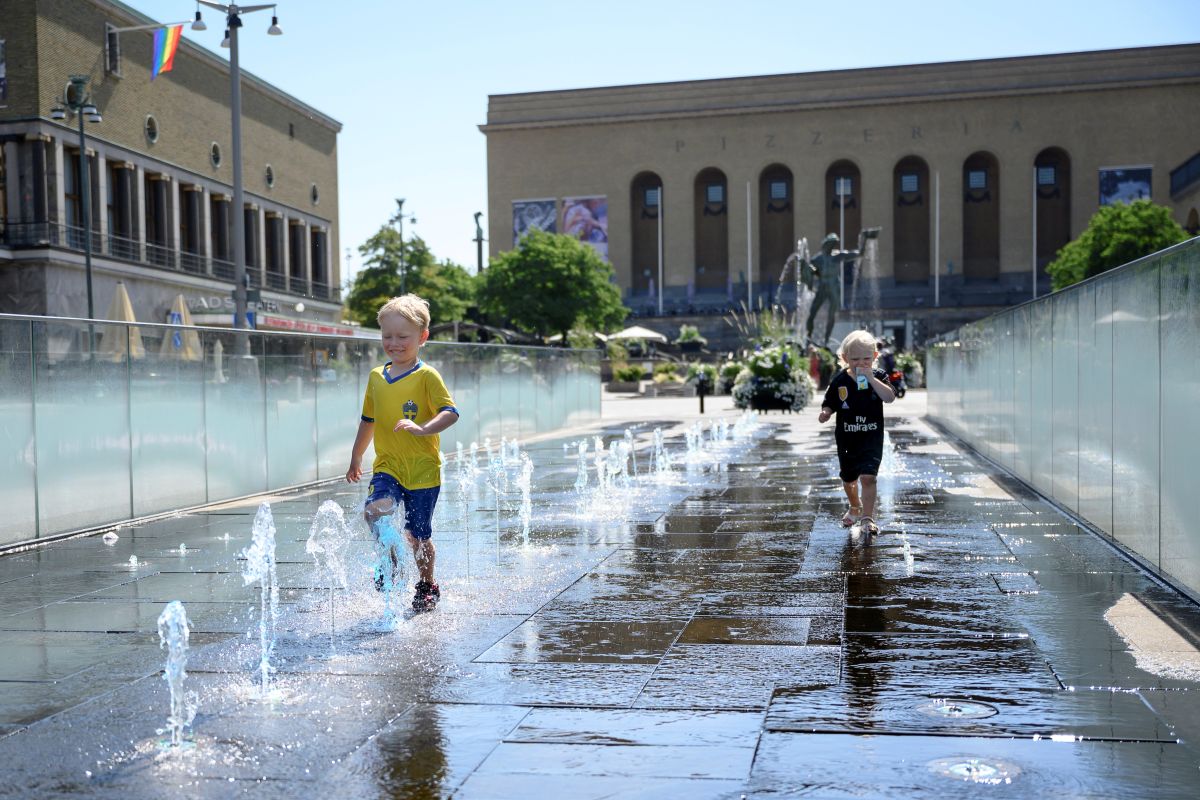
top-left (1, 391), bottom-right (1198, 798)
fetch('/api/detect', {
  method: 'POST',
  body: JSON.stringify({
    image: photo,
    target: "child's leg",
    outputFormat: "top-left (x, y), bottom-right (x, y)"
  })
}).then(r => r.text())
top-left (859, 474), bottom-right (878, 520)
top-left (841, 479), bottom-right (862, 525)
top-left (400, 486), bottom-right (441, 585)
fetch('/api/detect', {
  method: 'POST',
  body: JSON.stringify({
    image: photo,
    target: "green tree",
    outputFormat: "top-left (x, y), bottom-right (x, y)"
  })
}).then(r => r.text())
top-left (1047, 200), bottom-right (1188, 291)
top-left (344, 224), bottom-right (474, 328)
top-left (476, 229), bottom-right (627, 339)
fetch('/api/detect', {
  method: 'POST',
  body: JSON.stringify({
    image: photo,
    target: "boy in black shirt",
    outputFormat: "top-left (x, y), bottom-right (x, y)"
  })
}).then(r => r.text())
top-left (818, 330), bottom-right (896, 535)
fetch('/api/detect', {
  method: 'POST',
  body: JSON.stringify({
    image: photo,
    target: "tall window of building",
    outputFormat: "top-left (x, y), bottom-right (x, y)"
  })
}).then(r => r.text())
top-left (244, 207), bottom-right (258, 269)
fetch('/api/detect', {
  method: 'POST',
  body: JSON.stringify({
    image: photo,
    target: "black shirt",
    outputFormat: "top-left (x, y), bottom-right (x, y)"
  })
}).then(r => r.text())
top-left (822, 368), bottom-right (891, 450)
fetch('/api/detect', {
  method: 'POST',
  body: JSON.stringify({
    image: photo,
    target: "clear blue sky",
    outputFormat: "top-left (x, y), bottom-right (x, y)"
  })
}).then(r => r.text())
top-left (124, 1), bottom-right (1197, 285)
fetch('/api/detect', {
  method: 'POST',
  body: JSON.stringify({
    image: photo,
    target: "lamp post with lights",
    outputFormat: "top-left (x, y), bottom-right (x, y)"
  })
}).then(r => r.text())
top-left (193, 2), bottom-right (281, 347)
top-left (50, 76), bottom-right (103, 321)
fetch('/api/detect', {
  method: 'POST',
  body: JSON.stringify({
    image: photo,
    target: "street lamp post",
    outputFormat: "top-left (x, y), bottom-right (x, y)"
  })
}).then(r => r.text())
top-left (50, 76), bottom-right (103, 321)
top-left (473, 211), bottom-right (485, 273)
top-left (196, 2), bottom-right (281, 350)
top-left (390, 198), bottom-right (417, 294)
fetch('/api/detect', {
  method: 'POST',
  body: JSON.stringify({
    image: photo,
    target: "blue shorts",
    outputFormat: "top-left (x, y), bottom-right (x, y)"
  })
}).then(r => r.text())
top-left (366, 472), bottom-right (441, 541)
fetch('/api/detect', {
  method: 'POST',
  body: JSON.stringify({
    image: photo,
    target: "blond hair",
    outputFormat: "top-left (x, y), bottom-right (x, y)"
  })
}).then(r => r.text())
top-left (837, 329), bottom-right (878, 365)
top-left (377, 294), bottom-right (430, 330)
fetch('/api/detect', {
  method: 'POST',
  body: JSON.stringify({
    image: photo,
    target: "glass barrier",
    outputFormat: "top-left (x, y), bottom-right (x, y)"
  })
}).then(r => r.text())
top-left (927, 237), bottom-right (1200, 600)
top-left (0, 317), bottom-right (600, 547)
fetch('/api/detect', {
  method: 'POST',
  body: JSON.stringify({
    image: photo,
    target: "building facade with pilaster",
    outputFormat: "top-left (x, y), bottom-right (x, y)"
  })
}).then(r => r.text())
top-left (483, 45), bottom-right (1200, 347)
top-left (0, 0), bottom-right (343, 332)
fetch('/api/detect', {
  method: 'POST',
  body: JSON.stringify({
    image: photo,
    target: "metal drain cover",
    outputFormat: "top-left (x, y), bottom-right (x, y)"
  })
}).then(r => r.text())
top-left (928, 757), bottom-right (1021, 785)
top-left (916, 698), bottom-right (999, 719)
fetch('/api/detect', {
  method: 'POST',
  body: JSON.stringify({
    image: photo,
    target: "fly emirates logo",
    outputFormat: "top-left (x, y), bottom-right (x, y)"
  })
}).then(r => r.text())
top-left (842, 415), bottom-right (879, 433)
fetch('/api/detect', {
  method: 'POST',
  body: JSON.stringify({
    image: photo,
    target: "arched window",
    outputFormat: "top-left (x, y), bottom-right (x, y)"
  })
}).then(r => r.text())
top-left (1035, 147), bottom-right (1072, 274)
top-left (693, 167), bottom-right (728, 292)
top-left (825, 159), bottom-right (862, 248)
top-left (1186, 207), bottom-right (1199, 236)
top-left (962, 151), bottom-right (1000, 280)
top-left (630, 171), bottom-right (663, 296)
top-left (892, 156), bottom-right (930, 283)
top-left (759, 163), bottom-right (794, 290)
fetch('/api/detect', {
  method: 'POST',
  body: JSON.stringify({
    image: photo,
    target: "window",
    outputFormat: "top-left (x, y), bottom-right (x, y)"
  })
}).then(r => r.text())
top-left (900, 174), bottom-right (919, 193)
top-left (311, 183), bottom-right (320, 205)
top-left (265, 164), bottom-right (275, 188)
top-left (210, 142), bottom-right (222, 168)
top-left (288, 122), bottom-right (295, 139)
top-left (1037, 166), bottom-right (1057, 186)
top-left (104, 25), bottom-right (122, 77)
top-left (967, 170), bottom-right (987, 190)
top-left (706, 184), bottom-right (724, 204)
top-left (144, 115), bottom-right (159, 143)
top-left (835, 176), bottom-right (853, 196)
top-left (644, 187), bottom-right (660, 208)
top-left (770, 180), bottom-right (789, 200)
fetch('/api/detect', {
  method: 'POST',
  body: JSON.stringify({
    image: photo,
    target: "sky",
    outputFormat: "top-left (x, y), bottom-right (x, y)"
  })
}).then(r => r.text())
top-left (123, 0), bottom-right (1198, 286)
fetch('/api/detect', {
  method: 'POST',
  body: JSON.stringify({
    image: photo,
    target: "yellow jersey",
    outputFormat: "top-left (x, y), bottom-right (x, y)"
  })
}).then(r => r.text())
top-left (361, 360), bottom-right (458, 489)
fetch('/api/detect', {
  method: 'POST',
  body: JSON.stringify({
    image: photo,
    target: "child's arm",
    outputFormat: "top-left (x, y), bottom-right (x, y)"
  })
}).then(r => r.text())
top-left (866, 370), bottom-right (896, 403)
top-left (818, 406), bottom-right (833, 423)
top-left (394, 409), bottom-right (459, 437)
top-left (346, 420), bottom-right (374, 482)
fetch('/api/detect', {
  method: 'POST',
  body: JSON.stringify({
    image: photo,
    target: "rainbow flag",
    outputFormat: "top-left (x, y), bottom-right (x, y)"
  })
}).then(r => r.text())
top-left (151, 25), bottom-right (183, 80)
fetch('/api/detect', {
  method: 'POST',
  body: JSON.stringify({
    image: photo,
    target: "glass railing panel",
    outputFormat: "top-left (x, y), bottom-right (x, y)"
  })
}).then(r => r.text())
top-left (203, 332), bottom-right (268, 500)
top-left (129, 323), bottom-right (208, 516)
top-left (0, 319), bottom-right (37, 545)
top-left (1027, 300), bottom-right (1054, 497)
top-left (1158, 248), bottom-right (1199, 589)
top-left (33, 319), bottom-right (133, 535)
top-left (1077, 280), bottom-right (1114, 536)
top-left (1050, 291), bottom-right (1080, 512)
top-left (263, 335), bottom-right (318, 488)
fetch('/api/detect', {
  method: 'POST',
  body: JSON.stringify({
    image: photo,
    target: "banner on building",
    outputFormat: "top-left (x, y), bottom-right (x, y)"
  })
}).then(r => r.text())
top-left (512, 199), bottom-right (557, 246)
top-left (1099, 167), bottom-right (1151, 206)
top-left (562, 195), bottom-right (609, 260)
top-left (0, 40), bottom-right (7, 103)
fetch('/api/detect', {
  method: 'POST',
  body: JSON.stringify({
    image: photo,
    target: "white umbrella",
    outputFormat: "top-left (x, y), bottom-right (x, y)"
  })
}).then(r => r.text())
top-left (97, 282), bottom-right (145, 362)
top-left (607, 325), bottom-right (668, 343)
top-left (158, 294), bottom-right (203, 361)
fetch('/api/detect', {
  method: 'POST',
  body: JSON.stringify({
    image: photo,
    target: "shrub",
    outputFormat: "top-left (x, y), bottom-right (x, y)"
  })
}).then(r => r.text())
top-left (653, 361), bottom-right (682, 383)
top-left (730, 344), bottom-right (815, 411)
top-left (613, 364), bottom-right (644, 382)
top-left (675, 324), bottom-right (707, 345)
top-left (606, 339), bottom-right (629, 363)
top-left (718, 360), bottom-right (742, 393)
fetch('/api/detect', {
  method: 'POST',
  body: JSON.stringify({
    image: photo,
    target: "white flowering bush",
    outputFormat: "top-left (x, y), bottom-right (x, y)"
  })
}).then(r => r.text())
top-left (731, 345), bottom-right (816, 412)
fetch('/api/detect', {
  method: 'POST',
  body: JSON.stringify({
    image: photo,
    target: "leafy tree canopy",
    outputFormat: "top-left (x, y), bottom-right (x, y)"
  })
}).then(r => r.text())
top-left (344, 223), bottom-right (474, 328)
top-left (476, 229), bottom-right (627, 339)
top-left (1047, 200), bottom-right (1188, 291)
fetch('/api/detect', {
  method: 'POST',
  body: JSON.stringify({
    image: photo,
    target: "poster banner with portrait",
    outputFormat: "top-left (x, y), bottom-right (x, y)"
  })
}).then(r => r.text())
top-left (512, 199), bottom-right (557, 246)
top-left (0, 40), bottom-right (7, 104)
top-left (562, 196), bottom-right (609, 260)
top-left (1099, 167), bottom-right (1151, 206)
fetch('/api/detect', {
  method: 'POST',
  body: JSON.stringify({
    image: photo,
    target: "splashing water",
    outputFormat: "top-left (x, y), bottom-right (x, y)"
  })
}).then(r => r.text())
top-left (593, 436), bottom-right (608, 496)
top-left (624, 429), bottom-right (638, 476)
top-left (177, 543), bottom-right (188, 556)
top-left (574, 440), bottom-right (589, 496)
top-left (306, 500), bottom-right (352, 652)
top-left (517, 452), bottom-right (533, 545)
top-left (469, 441), bottom-right (479, 475)
top-left (652, 428), bottom-right (672, 477)
top-left (241, 503), bottom-right (278, 698)
top-left (128, 555), bottom-right (139, 569)
top-left (102, 532), bottom-right (119, 546)
top-left (375, 514), bottom-right (405, 624)
top-left (157, 601), bottom-right (198, 748)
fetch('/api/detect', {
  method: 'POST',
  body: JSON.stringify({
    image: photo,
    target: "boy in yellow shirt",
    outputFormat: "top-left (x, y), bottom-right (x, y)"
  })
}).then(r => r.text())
top-left (346, 295), bottom-right (459, 612)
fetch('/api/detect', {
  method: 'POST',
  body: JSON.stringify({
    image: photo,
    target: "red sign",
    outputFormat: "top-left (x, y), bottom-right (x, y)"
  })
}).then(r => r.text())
top-left (258, 314), bottom-right (357, 337)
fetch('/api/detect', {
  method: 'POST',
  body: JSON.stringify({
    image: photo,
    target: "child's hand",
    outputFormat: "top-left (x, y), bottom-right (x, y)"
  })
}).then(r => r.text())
top-left (394, 419), bottom-right (424, 435)
top-left (346, 460), bottom-right (362, 483)
top-left (818, 408), bottom-right (832, 423)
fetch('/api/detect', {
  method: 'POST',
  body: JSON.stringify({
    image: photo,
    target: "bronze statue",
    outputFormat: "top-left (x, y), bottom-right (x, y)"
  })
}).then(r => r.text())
top-left (804, 228), bottom-right (879, 345)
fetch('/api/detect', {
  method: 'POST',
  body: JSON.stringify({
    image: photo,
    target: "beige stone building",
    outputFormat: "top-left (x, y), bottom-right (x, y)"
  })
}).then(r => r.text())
top-left (0, 0), bottom-right (344, 332)
top-left (483, 45), bottom-right (1200, 345)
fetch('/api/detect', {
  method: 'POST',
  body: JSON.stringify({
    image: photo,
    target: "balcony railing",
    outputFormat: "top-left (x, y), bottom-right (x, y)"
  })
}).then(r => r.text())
top-left (2, 221), bottom-right (340, 302)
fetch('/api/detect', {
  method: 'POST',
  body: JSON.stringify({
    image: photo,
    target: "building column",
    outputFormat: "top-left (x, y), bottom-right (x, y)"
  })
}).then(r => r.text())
top-left (169, 175), bottom-right (181, 269)
top-left (135, 164), bottom-right (147, 262)
top-left (256, 205), bottom-right (267, 285)
top-left (298, 219), bottom-right (311, 294)
top-left (280, 214), bottom-right (291, 292)
top-left (200, 188), bottom-right (213, 272)
top-left (95, 152), bottom-right (108, 240)
top-left (51, 137), bottom-right (65, 235)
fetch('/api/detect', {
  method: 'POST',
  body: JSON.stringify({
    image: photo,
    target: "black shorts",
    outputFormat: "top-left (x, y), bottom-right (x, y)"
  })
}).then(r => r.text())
top-left (837, 443), bottom-right (882, 483)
